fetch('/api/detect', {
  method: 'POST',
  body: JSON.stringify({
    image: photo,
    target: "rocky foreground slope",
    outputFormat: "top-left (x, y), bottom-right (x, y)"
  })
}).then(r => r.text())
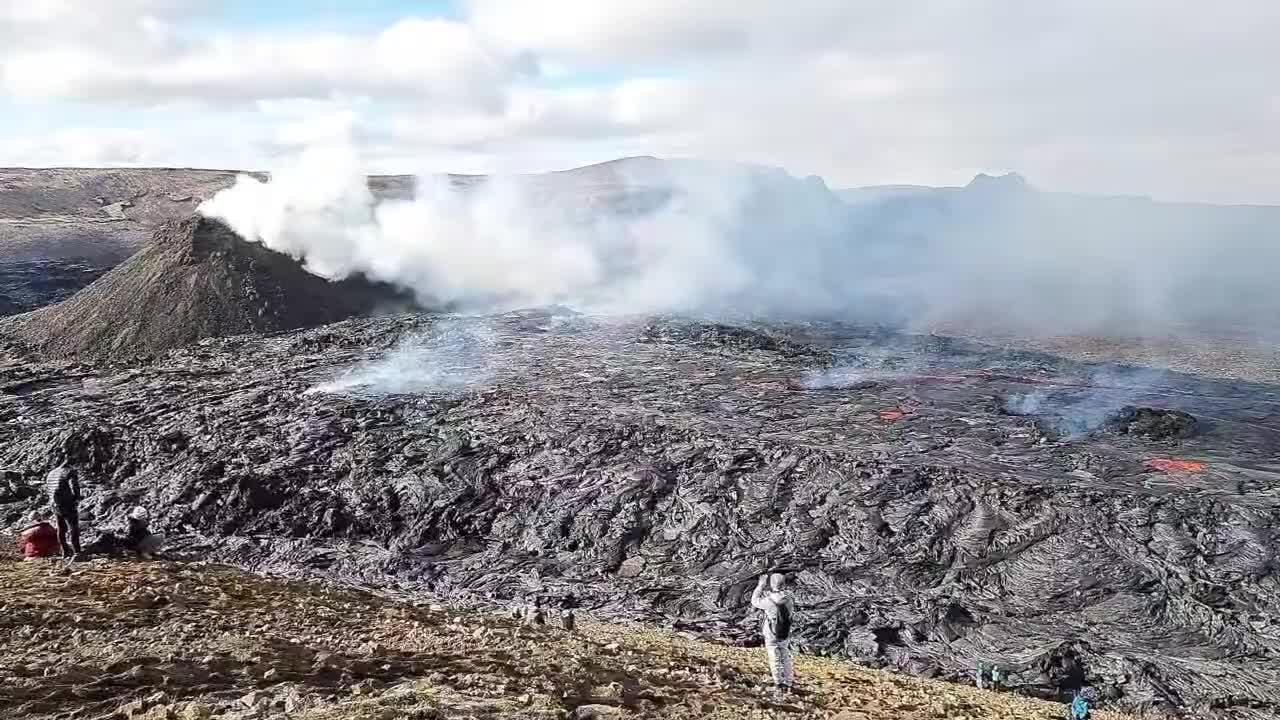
top-left (1, 312), bottom-right (1278, 718)
top-left (1, 558), bottom-right (1133, 720)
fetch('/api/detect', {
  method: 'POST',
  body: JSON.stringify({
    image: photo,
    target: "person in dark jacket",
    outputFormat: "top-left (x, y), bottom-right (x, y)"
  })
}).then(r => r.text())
top-left (46, 465), bottom-right (81, 557)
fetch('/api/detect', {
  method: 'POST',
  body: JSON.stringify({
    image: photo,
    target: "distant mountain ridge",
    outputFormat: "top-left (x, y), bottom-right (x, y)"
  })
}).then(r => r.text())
top-left (835, 170), bottom-right (1280, 337)
top-left (839, 171), bottom-right (1279, 209)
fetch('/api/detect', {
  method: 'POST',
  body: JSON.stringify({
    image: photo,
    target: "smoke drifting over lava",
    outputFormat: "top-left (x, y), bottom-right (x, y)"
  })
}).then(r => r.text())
top-left (306, 318), bottom-right (500, 396)
top-left (199, 144), bottom-right (773, 315)
top-left (199, 142), bottom-right (1280, 340)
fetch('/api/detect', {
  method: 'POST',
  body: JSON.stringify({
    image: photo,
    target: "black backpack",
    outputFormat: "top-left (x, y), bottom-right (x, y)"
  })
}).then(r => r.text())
top-left (770, 602), bottom-right (793, 641)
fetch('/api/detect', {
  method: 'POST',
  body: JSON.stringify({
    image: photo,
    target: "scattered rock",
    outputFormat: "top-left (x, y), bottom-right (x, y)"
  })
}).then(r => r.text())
top-left (349, 679), bottom-right (379, 696)
top-left (617, 556), bottom-right (645, 578)
top-left (179, 703), bottom-right (212, 720)
top-left (592, 682), bottom-right (625, 701)
top-left (280, 688), bottom-right (308, 714)
top-left (571, 704), bottom-right (628, 720)
top-left (142, 705), bottom-right (175, 720)
top-left (1108, 406), bottom-right (1198, 439)
top-left (100, 200), bottom-right (133, 221)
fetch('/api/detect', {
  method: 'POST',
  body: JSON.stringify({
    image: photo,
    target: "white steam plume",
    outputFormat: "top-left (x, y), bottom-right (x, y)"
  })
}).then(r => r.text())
top-left (198, 143), bottom-right (785, 315)
top-left (306, 319), bottom-right (499, 396)
top-left (199, 141), bottom-right (1280, 339)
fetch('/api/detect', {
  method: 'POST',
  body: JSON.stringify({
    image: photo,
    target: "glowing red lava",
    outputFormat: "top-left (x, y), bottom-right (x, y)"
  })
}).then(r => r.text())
top-left (879, 407), bottom-right (909, 422)
top-left (1146, 458), bottom-right (1207, 473)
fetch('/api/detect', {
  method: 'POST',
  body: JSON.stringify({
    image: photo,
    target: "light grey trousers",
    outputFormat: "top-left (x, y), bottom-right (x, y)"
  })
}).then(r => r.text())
top-left (766, 639), bottom-right (794, 688)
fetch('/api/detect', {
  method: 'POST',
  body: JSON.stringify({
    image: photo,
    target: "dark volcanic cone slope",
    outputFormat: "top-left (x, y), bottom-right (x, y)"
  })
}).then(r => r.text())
top-left (0, 216), bottom-right (396, 359)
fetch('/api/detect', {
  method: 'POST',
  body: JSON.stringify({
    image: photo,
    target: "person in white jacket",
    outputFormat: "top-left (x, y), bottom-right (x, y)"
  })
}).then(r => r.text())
top-left (752, 572), bottom-right (796, 691)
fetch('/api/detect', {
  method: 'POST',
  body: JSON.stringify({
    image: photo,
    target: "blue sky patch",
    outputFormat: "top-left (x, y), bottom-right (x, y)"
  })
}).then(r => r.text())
top-left (213, 0), bottom-right (462, 32)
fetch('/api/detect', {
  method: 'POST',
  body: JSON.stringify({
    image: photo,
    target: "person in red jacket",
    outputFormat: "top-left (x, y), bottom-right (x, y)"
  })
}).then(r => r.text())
top-left (17, 516), bottom-right (60, 559)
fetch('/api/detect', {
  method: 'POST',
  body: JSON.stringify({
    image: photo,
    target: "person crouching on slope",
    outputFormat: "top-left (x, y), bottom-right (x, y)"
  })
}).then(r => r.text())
top-left (125, 506), bottom-right (165, 560)
top-left (752, 572), bottom-right (796, 693)
top-left (16, 513), bottom-right (60, 560)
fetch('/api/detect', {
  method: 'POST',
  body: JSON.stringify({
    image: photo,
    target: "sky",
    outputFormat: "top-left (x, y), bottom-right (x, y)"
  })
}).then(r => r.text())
top-left (1, 1), bottom-right (1278, 203)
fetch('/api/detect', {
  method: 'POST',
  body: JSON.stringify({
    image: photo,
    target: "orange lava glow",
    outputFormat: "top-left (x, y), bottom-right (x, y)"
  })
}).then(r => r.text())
top-left (1146, 458), bottom-right (1207, 473)
top-left (879, 407), bottom-right (908, 422)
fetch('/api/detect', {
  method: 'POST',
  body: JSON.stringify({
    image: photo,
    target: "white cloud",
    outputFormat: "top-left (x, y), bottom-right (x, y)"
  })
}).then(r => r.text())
top-left (1, 127), bottom-right (175, 167)
top-left (465, 0), bottom-right (861, 60)
top-left (2, 2), bottom-right (1279, 201)
top-left (0, 1), bottom-right (201, 56)
top-left (2, 15), bottom-right (525, 110)
top-left (386, 77), bottom-right (694, 154)
top-left (457, 0), bottom-right (1280, 200)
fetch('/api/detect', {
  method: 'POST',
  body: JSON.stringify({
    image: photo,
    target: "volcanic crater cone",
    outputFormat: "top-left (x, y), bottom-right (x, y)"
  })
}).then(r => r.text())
top-left (0, 215), bottom-right (401, 360)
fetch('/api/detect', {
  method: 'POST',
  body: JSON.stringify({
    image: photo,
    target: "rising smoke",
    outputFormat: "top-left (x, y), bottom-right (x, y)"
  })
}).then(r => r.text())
top-left (306, 318), bottom-right (500, 396)
top-left (199, 143), bottom-right (775, 315)
top-left (199, 142), bottom-right (1280, 339)
top-left (1003, 365), bottom-right (1172, 438)
top-left (798, 366), bottom-right (868, 390)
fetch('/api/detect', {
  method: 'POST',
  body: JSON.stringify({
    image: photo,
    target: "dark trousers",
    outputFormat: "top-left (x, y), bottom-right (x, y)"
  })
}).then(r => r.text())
top-left (55, 507), bottom-right (81, 556)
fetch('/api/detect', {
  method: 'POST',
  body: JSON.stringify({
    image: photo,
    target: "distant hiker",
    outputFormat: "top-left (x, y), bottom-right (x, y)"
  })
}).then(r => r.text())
top-left (16, 515), bottom-right (60, 560)
top-left (752, 572), bottom-right (796, 692)
top-left (125, 506), bottom-right (165, 560)
top-left (46, 464), bottom-right (82, 557)
top-left (560, 592), bottom-right (579, 631)
top-left (989, 664), bottom-right (1005, 691)
top-left (1067, 687), bottom-right (1096, 719)
top-left (527, 595), bottom-right (546, 626)
top-left (976, 662), bottom-right (1005, 690)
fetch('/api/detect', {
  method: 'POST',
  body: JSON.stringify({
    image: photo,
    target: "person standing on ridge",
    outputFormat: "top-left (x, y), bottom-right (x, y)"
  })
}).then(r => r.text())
top-left (560, 592), bottom-right (579, 631)
top-left (1067, 687), bottom-right (1096, 719)
top-left (527, 595), bottom-right (546, 626)
top-left (990, 663), bottom-right (1005, 691)
top-left (752, 572), bottom-right (796, 692)
top-left (46, 463), bottom-right (82, 558)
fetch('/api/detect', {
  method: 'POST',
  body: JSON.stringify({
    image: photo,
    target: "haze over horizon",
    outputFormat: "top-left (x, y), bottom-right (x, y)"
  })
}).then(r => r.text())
top-left (2, 1), bottom-right (1279, 204)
